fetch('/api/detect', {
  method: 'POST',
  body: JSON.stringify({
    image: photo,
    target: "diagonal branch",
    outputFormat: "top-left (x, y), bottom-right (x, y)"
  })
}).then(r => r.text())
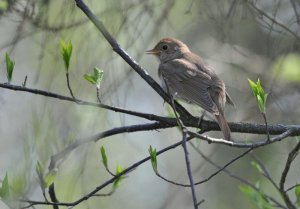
top-left (279, 141), bottom-right (300, 209)
top-left (73, 0), bottom-right (192, 119)
top-left (22, 135), bottom-right (196, 208)
top-left (21, 129), bottom-right (295, 208)
top-left (49, 121), bottom-right (175, 171)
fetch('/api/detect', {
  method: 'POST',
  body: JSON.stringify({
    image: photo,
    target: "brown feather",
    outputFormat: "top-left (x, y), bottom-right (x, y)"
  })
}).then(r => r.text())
top-left (149, 37), bottom-right (233, 140)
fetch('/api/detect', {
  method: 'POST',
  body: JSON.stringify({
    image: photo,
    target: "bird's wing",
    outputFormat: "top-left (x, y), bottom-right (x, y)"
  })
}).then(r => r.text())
top-left (159, 58), bottom-right (219, 114)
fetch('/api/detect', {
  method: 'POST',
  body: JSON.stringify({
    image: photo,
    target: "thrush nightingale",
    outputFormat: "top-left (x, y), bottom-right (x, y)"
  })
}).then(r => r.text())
top-left (146, 38), bottom-right (234, 141)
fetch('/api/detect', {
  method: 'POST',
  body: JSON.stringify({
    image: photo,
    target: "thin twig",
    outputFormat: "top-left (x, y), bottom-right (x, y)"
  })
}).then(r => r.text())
top-left (182, 129), bottom-right (198, 209)
top-left (0, 83), bottom-right (174, 124)
top-left (96, 87), bottom-right (101, 103)
top-left (290, 0), bottom-right (300, 25)
top-left (194, 148), bottom-right (253, 185)
top-left (22, 75), bottom-right (27, 87)
top-left (279, 141), bottom-right (300, 209)
top-left (66, 72), bottom-right (76, 101)
top-left (74, 0), bottom-right (192, 119)
top-left (189, 143), bottom-right (287, 209)
top-left (48, 121), bottom-right (176, 171)
top-left (21, 130), bottom-right (295, 208)
top-left (248, 1), bottom-right (300, 42)
top-left (163, 77), bottom-right (198, 209)
top-left (2, 82), bottom-right (300, 137)
top-left (285, 183), bottom-right (300, 193)
top-left (187, 128), bottom-right (295, 148)
top-left (21, 136), bottom-right (197, 208)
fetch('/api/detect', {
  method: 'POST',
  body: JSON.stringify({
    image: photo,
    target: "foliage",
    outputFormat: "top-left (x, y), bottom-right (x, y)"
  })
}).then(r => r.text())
top-left (248, 78), bottom-right (268, 114)
top-left (0, 173), bottom-right (10, 199)
top-left (83, 67), bottom-right (104, 89)
top-left (240, 184), bottom-right (273, 209)
top-left (295, 185), bottom-right (300, 207)
top-left (5, 53), bottom-right (15, 83)
top-left (100, 146), bottom-right (108, 168)
top-left (113, 164), bottom-right (125, 191)
top-left (148, 145), bottom-right (158, 173)
top-left (60, 40), bottom-right (73, 71)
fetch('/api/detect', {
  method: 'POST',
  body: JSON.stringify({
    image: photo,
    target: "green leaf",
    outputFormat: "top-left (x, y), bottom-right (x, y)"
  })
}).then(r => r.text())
top-left (264, 93), bottom-right (269, 106)
top-left (36, 161), bottom-right (45, 190)
top-left (113, 164), bottom-right (125, 191)
top-left (0, 173), bottom-right (10, 199)
top-left (5, 53), bottom-right (15, 82)
top-left (248, 79), bottom-right (258, 96)
top-left (148, 146), bottom-right (158, 173)
top-left (240, 185), bottom-right (272, 209)
top-left (60, 40), bottom-right (73, 71)
top-left (256, 95), bottom-right (265, 113)
top-left (83, 67), bottom-right (104, 89)
top-left (44, 170), bottom-right (57, 188)
top-left (295, 185), bottom-right (300, 207)
top-left (83, 74), bottom-right (96, 84)
top-left (100, 146), bottom-right (108, 168)
top-left (248, 78), bottom-right (268, 114)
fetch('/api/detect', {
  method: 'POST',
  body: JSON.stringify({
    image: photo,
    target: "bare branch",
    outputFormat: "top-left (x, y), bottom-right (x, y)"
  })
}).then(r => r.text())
top-left (182, 129), bottom-right (198, 209)
top-left (73, 0), bottom-right (192, 119)
top-left (290, 0), bottom-right (300, 25)
top-left (188, 128), bottom-right (295, 148)
top-left (2, 83), bottom-right (300, 138)
top-left (190, 143), bottom-right (287, 209)
top-left (0, 83), bottom-right (173, 124)
top-left (66, 72), bottom-right (77, 101)
top-left (194, 148), bottom-right (253, 185)
top-left (248, 1), bottom-right (300, 42)
top-left (279, 141), bottom-right (300, 209)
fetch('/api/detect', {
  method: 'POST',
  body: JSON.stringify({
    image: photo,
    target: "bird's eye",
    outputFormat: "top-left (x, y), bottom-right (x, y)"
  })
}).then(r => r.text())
top-left (162, 44), bottom-right (168, 50)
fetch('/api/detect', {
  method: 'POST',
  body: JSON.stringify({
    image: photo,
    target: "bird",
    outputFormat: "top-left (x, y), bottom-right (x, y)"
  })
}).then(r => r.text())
top-left (146, 37), bottom-right (234, 141)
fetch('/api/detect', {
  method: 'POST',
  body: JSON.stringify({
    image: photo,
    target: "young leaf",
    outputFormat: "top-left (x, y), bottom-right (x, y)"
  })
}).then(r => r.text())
top-left (44, 170), bottom-right (57, 188)
top-left (83, 74), bottom-right (96, 84)
top-left (83, 67), bottom-right (104, 89)
top-left (239, 185), bottom-right (272, 209)
top-left (295, 185), bottom-right (300, 207)
top-left (60, 40), bottom-right (73, 71)
top-left (0, 173), bottom-right (10, 199)
top-left (148, 146), bottom-right (158, 173)
top-left (100, 146), bottom-right (108, 168)
top-left (248, 78), bottom-right (268, 114)
top-left (93, 67), bottom-right (104, 89)
top-left (113, 164), bottom-right (125, 191)
top-left (248, 79), bottom-right (258, 96)
top-left (5, 53), bottom-right (15, 83)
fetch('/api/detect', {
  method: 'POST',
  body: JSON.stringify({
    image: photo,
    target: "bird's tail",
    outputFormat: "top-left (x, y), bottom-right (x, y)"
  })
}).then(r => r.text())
top-left (215, 112), bottom-right (231, 141)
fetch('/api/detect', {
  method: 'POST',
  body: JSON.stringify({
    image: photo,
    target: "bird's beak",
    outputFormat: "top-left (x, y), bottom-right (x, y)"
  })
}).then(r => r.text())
top-left (146, 48), bottom-right (160, 55)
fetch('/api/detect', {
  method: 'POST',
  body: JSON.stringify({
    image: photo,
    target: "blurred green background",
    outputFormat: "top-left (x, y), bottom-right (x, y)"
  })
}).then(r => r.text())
top-left (0, 0), bottom-right (300, 208)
